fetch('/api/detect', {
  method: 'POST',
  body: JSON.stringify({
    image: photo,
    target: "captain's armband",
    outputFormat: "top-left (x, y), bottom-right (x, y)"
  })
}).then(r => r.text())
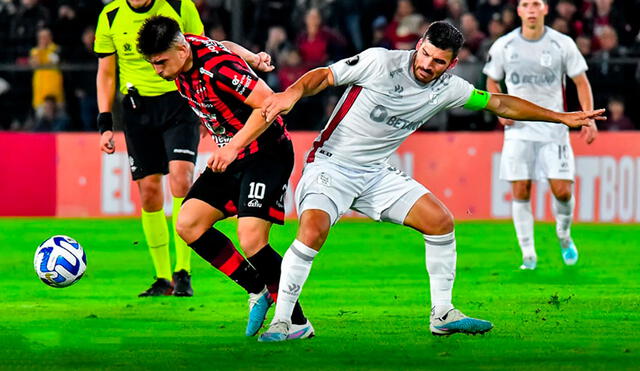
top-left (463, 89), bottom-right (491, 111)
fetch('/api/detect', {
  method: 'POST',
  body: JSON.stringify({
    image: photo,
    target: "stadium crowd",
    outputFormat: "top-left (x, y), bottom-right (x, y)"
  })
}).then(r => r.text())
top-left (0, 0), bottom-right (638, 131)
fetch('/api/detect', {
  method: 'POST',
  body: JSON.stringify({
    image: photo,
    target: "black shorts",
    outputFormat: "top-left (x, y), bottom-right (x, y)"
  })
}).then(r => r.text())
top-left (122, 90), bottom-right (200, 180)
top-left (184, 141), bottom-right (294, 225)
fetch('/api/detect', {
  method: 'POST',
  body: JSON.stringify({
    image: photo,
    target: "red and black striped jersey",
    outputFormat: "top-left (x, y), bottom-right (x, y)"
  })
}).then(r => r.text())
top-left (176, 34), bottom-right (290, 161)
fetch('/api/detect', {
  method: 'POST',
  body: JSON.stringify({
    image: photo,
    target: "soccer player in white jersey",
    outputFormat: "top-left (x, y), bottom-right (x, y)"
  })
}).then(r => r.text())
top-left (483, 0), bottom-right (598, 270)
top-left (257, 21), bottom-right (604, 341)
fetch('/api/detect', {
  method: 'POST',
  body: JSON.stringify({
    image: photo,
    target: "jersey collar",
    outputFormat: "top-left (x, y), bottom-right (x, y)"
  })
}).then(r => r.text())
top-left (126, 0), bottom-right (155, 13)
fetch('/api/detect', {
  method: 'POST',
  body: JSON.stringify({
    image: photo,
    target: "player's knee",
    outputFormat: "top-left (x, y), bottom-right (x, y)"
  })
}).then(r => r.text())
top-left (139, 184), bottom-right (163, 211)
top-left (237, 228), bottom-right (267, 257)
top-left (297, 218), bottom-right (330, 249)
top-left (554, 190), bottom-right (572, 203)
top-left (169, 174), bottom-right (192, 197)
top-left (175, 213), bottom-right (202, 244)
top-left (432, 210), bottom-right (454, 235)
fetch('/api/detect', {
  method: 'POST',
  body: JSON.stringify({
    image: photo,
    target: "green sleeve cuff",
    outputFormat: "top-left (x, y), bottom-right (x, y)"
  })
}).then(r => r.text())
top-left (463, 89), bottom-right (491, 111)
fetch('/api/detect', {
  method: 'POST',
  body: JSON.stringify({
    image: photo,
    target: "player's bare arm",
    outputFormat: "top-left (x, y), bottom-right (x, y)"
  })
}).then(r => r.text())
top-left (221, 41), bottom-right (274, 73)
top-left (96, 54), bottom-right (117, 154)
top-left (485, 77), bottom-right (514, 126)
top-left (208, 79), bottom-right (276, 172)
top-left (485, 93), bottom-right (606, 128)
top-left (262, 67), bottom-right (335, 122)
top-left (572, 72), bottom-right (598, 144)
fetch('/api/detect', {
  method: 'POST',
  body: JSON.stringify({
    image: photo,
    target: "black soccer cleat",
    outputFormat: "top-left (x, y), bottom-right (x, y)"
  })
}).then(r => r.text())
top-left (172, 269), bottom-right (193, 297)
top-left (138, 278), bottom-right (174, 297)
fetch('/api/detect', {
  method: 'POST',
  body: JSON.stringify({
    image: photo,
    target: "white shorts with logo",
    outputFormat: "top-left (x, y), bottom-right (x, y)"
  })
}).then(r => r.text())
top-left (499, 139), bottom-right (575, 181)
top-left (295, 159), bottom-right (429, 225)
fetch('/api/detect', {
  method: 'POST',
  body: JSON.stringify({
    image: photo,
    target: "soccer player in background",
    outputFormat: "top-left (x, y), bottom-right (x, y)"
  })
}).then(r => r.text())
top-left (94, 0), bottom-right (271, 297)
top-left (258, 21), bottom-right (604, 341)
top-left (136, 15), bottom-right (312, 338)
top-left (483, 0), bottom-right (598, 270)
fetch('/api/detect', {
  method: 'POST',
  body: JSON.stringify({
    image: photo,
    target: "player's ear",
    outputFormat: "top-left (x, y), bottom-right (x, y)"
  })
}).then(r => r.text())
top-left (447, 57), bottom-right (459, 70)
top-left (415, 38), bottom-right (423, 51)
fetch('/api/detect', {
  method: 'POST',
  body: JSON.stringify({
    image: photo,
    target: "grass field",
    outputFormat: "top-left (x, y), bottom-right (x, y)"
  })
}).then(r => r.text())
top-left (0, 218), bottom-right (638, 370)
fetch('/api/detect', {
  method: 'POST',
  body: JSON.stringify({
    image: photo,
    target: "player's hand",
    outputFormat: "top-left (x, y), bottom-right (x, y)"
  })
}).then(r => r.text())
top-left (253, 52), bottom-right (275, 73)
top-left (498, 117), bottom-right (515, 126)
top-left (580, 119), bottom-right (598, 145)
top-left (207, 145), bottom-right (238, 172)
top-left (559, 109), bottom-right (606, 128)
top-left (262, 91), bottom-right (299, 123)
top-left (99, 130), bottom-right (115, 154)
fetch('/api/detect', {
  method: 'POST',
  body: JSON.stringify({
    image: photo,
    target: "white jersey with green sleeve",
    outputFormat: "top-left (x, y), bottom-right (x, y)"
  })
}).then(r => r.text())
top-left (94, 0), bottom-right (204, 96)
top-left (310, 47), bottom-right (482, 169)
top-left (483, 27), bottom-right (588, 144)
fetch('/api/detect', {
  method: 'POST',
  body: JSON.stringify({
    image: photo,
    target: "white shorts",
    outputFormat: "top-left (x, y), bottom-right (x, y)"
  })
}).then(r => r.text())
top-left (295, 160), bottom-right (429, 225)
top-left (499, 139), bottom-right (575, 181)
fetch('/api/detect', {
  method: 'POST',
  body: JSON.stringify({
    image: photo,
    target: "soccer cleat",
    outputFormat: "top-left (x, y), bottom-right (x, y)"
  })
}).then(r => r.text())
top-left (138, 278), bottom-right (173, 297)
top-left (430, 308), bottom-right (493, 336)
top-left (287, 320), bottom-right (315, 340)
top-left (520, 256), bottom-right (537, 270)
top-left (258, 320), bottom-right (290, 342)
top-left (560, 239), bottom-right (578, 265)
top-left (172, 269), bottom-right (193, 297)
top-left (246, 287), bottom-right (273, 336)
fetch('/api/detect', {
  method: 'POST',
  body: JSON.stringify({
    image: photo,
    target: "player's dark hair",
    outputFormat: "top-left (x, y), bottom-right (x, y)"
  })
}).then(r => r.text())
top-left (137, 15), bottom-right (182, 58)
top-left (422, 21), bottom-right (464, 58)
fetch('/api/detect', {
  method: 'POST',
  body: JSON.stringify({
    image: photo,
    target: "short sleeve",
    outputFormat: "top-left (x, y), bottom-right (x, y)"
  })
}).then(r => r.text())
top-left (563, 38), bottom-right (588, 78)
top-left (482, 41), bottom-right (505, 81)
top-left (181, 0), bottom-right (204, 35)
top-left (328, 48), bottom-right (382, 86)
top-left (94, 9), bottom-right (115, 56)
top-left (208, 55), bottom-right (258, 102)
top-left (443, 74), bottom-right (476, 109)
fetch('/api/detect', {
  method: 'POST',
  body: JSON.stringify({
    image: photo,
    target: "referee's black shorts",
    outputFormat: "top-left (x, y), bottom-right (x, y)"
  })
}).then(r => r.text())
top-left (122, 90), bottom-right (200, 180)
top-left (184, 140), bottom-right (294, 225)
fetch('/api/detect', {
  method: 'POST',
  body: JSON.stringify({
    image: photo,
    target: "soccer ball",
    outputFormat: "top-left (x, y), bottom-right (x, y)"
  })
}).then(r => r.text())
top-left (34, 235), bottom-right (87, 288)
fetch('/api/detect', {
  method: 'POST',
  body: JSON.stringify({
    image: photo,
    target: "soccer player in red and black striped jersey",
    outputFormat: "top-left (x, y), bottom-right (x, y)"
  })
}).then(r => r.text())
top-left (136, 15), bottom-right (311, 338)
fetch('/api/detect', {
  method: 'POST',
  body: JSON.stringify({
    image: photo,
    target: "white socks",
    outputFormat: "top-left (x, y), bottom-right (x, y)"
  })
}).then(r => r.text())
top-left (273, 239), bottom-right (318, 323)
top-left (553, 195), bottom-right (574, 242)
top-left (512, 200), bottom-right (536, 261)
top-left (424, 232), bottom-right (456, 318)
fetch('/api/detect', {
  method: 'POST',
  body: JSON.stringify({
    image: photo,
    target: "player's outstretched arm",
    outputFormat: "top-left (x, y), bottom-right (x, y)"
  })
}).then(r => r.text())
top-left (262, 67), bottom-right (335, 122)
top-left (485, 77), bottom-right (513, 126)
top-left (484, 93), bottom-right (606, 128)
top-left (208, 79), bottom-right (275, 172)
top-left (221, 41), bottom-right (274, 73)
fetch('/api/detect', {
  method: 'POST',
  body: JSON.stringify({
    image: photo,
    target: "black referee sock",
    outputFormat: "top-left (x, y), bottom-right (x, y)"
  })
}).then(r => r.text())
top-left (189, 228), bottom-right (265, 294)
top-left (248, 244), bottom-right (307, 325)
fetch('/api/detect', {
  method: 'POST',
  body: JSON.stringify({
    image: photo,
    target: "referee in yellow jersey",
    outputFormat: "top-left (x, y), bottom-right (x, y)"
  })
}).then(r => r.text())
top-left (94, 0), bottom-right (204, 297)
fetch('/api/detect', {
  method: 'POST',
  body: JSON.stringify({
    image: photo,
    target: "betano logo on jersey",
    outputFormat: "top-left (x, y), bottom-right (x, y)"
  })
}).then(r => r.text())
top-left (509, 72), bottom-right (556, 86)
top-left (369, 105), bottom-right (424, 131)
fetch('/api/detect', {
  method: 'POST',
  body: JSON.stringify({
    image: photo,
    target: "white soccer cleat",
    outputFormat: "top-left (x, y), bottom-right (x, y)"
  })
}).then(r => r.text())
top-left (258, 320), bottom-right (290, 342)
top-left (519, 255), bottom-right (537, 270)
top-left (287, 320), bottom-right (315, 340)
top-left (430, 308), bottom-right (493, 336)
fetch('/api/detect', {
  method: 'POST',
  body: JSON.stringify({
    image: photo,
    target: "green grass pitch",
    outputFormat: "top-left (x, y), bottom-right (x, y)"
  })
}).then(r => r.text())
top-left (0, 218), bottom-right (638, 370)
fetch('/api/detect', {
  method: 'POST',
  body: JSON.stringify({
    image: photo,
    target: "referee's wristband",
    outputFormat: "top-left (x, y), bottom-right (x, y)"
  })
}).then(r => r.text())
top-left (97, 112), bottom-right (113, 134)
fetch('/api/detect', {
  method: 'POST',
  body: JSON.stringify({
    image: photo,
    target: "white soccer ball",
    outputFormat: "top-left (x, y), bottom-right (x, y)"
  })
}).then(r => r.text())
top-left (34, 235), bottom-right (87, 288)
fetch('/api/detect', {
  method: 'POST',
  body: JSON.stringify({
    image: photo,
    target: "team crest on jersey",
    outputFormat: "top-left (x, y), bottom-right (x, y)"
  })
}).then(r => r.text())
top-left (345, 55), bottom-right (360, 66)
top-left (540, 51), bottom-right (552, 67)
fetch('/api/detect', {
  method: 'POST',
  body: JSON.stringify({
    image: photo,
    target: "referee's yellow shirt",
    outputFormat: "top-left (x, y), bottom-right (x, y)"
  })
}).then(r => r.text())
top-left (94, 0), bottom-right (204, 96)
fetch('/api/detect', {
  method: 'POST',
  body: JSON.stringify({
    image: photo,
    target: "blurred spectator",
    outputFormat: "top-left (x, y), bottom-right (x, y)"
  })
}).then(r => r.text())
top-left (265, 25), bottom-right (291, 64)
top-left (478, 15), bottom-right (506, 61)
top-left (207, 24), bottom-right (227, 41)
top-left (589, 0), bottom-right (634, 47)
top-left (64, 27), bottom-right (98, 131)
top-left (10, 0), bottom-right (50, 63)
top-left (445, 0), bottom-right (467, 31)
top-left (384, 0), bottom-right (416, 49)
top-left (371, 16), bottom-right (392, 49)
top-left (277, 49), bottom-right (307, 90)
top-left (330, 0), bottom-right (365, 53)
top-left (394, 14), bottom-right (426, 50)
top-left (501, 5), bottom-right (517, 32)
top-left (475, 0), bottom-right (503, 34)
top-left (601, 96), bottom-right (635, 130)
top-left (33, 94), bottom-right (69, 131)
top-left (0, 76), bottom-right (11, 129)
top-left (553, 0), bottom-right (584, 38)
top-left (249, 0), bottom-right (293, 48)
top-left (51, 2), bottom-right (83, 60)
top-left (296, 7), bottom-right (347, 68)
top-left (551, 17), bottom-right (570, 35)
top-left (460, 13), bottom-right (486, 55)
top-left (30, 28), bottom-right (64, 111)
top-left (575, 34), bottom-right (593, 57)
top-left (0, 0), bottom-right (17, 62)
